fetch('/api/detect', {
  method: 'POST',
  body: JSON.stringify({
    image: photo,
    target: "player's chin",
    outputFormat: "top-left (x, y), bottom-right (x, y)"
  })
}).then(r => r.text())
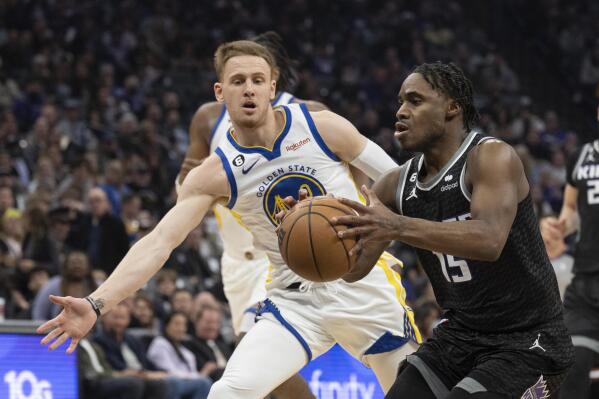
top-left (395, 132), bottom-right (418, 151)
top-left (238, 115), bottom-right (261, 128)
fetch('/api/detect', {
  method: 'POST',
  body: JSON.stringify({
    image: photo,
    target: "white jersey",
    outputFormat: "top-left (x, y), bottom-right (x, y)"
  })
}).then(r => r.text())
top-left (214, 103), bottom-right (362, 290)
top-left (210, 92), bottom-right (296, 261)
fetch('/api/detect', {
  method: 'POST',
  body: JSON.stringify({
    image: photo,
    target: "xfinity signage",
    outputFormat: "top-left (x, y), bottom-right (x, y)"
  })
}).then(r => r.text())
top-left (300, 344), bottom-right (383, 399)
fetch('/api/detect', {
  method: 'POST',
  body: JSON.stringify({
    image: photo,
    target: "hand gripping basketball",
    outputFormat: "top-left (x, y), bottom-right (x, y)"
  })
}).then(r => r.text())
top-left (278, 196), bottom-right (358, 282)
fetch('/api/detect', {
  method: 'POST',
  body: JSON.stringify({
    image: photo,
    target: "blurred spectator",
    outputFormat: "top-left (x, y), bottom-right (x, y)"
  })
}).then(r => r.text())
top-left (0, 186), bottom-right (16, 217)
top-left (46, 205), bottom-right (77, 260)
top-left (121, 193), bottom-right (143, 242)
top-left (67, 187), bottom-right (129, 274)
top-left (94, 303), bottom-right (170, 399)
top-left (0, 208), bottom-right (23, 262)
top-left (580, 40), bottom-right (599, 89)
top-left (28, 155), bottom-right (57, 194)
top-left (130, 292), bottom-right (161, 333)
top-left (56, 98), bottom-right (97, 154)
top-left (147, 312), bottom-right (212, 399)
top-left (9, 261), bottom-right (50, 319)
top-left (32, 250), bottom-right (96, 320)
top-left (170, 288), bottom-right (195, 334)
top-left (55, 158), bottom-right (95, 204)
top-left (184, 305), bottom-right (232, 381)
top-left (99, 160), bottom-right (131, 217)
top-left (414, 301), bottom-right (442, 341)
top-left (21, 206), bottom-right (59, 274)
top-left (192, 291), bottom-right (220, 321)
top-left (152, 269), bottom-right (178, 320)
top-left (165, 226), bottom-right (215, 290)
top-left (539, 111), bottom-right (570, 154)
top-left (79, 336), bottom-right (151, 399)
top-left (510, 97), bottom-right (545, 144)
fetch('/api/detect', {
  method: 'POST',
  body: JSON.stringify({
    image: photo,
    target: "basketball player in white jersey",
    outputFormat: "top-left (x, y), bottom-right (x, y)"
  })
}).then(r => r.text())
top-left (176, 32), bottom-right (329, 399)
top-left (177, 32), bottom-right (329, 340)
top-left (37, 40), bottom-right (420, 398)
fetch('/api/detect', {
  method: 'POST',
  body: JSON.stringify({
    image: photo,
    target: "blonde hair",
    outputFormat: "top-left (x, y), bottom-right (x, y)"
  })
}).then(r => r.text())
top-left (214, 40), bottom-right (277, 81)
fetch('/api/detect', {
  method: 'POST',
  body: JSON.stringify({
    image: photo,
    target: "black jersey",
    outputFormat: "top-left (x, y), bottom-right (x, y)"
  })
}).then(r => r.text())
top-left (396, 132), bottom-right (563, 333)
top-left (566, 139), bottom-right (599, 273)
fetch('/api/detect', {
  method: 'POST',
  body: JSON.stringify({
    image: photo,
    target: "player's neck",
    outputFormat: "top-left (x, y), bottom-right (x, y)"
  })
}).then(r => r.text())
top-left (230, 107), bottom-right (284, 149)
top-left (422, 128), bottom-right (469, 176)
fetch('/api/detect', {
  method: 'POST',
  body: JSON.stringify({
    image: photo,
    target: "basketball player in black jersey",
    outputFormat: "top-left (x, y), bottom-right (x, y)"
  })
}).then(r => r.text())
top-left (333, 62), bottom-right (574, 398)
top-left (541, 104), bottom-right (599, 399)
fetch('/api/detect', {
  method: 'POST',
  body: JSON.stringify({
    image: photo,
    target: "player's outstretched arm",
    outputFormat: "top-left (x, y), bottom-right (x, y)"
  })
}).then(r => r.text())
top-left (177, 102), bottom-right (223, 186)
top-left (311, 111), bottom-right (397, 180)
top-left (336, 140), bottom-right (528, 262)
top-left (37, 155), bottom-right (228, 353)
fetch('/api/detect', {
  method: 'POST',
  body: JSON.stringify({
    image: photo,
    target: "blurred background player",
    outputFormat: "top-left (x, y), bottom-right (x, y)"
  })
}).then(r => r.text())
top-left (541, 104), bottom-right (599, 399)
top-left (176, 31), bottom-right (362, 399)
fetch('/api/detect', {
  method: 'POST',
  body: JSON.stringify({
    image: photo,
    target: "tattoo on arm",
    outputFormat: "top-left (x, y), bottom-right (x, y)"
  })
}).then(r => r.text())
top-left (94, 298), bottom-right (105, 311)
top-left (85, 296), bottom-right (105, 318)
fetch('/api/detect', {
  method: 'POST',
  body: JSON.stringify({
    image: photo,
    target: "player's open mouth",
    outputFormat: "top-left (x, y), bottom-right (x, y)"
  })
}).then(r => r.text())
top-left (242, 101), bottom-right (257, 111)
top-left (395, 121), bottom-right (409, 137)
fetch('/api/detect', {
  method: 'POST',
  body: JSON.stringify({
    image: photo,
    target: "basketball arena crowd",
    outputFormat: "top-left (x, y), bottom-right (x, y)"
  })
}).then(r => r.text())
top-left (0, 1), bottom-right (598, 398)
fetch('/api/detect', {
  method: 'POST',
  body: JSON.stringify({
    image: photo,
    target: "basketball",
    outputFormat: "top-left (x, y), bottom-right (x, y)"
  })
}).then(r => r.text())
top-left (277, 196), bottom-right (358, 282)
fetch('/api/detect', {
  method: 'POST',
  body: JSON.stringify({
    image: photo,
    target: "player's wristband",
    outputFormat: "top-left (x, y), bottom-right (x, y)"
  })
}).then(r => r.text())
top-left (85, 296), bottom-right (102, 319)
top-left (349, 140), bottom-right (397, 180)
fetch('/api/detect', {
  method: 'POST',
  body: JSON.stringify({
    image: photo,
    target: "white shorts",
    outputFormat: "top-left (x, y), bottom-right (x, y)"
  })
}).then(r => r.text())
top-left (221, 252), bottom-right (270, 335)
top-left (256, 253), bottom-right (421, 366)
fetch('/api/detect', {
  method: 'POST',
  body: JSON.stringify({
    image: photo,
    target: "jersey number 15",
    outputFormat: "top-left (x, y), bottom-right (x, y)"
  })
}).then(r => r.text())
top-left (433, 213), bottom-right (473, 283)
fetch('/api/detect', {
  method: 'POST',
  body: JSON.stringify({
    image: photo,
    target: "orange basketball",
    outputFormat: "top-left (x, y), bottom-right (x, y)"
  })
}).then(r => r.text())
top-left (277, 196), bottom-right (358, 282)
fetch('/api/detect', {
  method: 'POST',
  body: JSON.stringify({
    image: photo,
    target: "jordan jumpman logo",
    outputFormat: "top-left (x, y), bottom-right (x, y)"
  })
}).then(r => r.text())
top-left (529, 333), bottom-right (546, 352)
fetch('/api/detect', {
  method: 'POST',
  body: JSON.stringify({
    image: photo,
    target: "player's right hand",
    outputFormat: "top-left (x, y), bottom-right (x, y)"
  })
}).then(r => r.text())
top-left (36, 295), bottom-right (97, 353)
top-left (540, 216), bottom-right (565, 241)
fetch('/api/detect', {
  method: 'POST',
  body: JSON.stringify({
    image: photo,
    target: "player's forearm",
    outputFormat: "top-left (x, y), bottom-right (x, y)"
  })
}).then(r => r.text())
top-left (89, 231), bottom-right (172, 314)
top-left (558, 205), bottom-right (578, 237)
top-left (393, 216), bottom-right (507, 261)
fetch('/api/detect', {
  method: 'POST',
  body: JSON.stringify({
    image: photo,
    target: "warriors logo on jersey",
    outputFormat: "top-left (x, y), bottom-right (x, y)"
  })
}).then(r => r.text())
top-left (263, 173), bottom-right (325, 225)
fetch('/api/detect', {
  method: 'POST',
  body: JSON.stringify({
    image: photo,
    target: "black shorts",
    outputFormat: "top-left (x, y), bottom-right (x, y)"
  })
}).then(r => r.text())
top-left (409, 318), bottom-right (574, 398)
top-left (563, 274), bottom-right (599, 351)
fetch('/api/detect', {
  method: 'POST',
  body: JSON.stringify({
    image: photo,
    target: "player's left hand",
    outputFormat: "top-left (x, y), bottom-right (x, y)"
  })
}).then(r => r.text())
top-left (333, 185), bottom-right (399, 256)
top-left (275, 189), bottom-right (309, 223)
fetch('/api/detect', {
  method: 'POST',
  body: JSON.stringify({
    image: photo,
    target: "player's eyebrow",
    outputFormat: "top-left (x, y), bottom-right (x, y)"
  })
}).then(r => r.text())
top-left (398, 90), bottom-right (425, 101)
top-left (229, 72), bottom-right (266, 81)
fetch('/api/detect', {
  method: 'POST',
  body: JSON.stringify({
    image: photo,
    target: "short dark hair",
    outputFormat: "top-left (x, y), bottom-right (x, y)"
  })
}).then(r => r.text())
top-left (252, 31), bottom-right (298, 92)
top-left (413, 62), bottom-right (480, 132)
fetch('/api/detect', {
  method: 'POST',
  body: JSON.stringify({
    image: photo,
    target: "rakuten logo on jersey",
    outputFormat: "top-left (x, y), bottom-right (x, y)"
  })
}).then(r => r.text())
top-left (286, 137), bottom-right (311, 152)
top-left (309, 370), bottom-right (377, 399)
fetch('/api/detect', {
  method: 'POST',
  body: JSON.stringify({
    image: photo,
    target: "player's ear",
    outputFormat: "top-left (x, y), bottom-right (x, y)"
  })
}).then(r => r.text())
top-left (446, 99), bottom-right (461, 120)
top-left (270, 77), bottom-right (277, 101)
top-left (214, 82), bottom-right (224, 103)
